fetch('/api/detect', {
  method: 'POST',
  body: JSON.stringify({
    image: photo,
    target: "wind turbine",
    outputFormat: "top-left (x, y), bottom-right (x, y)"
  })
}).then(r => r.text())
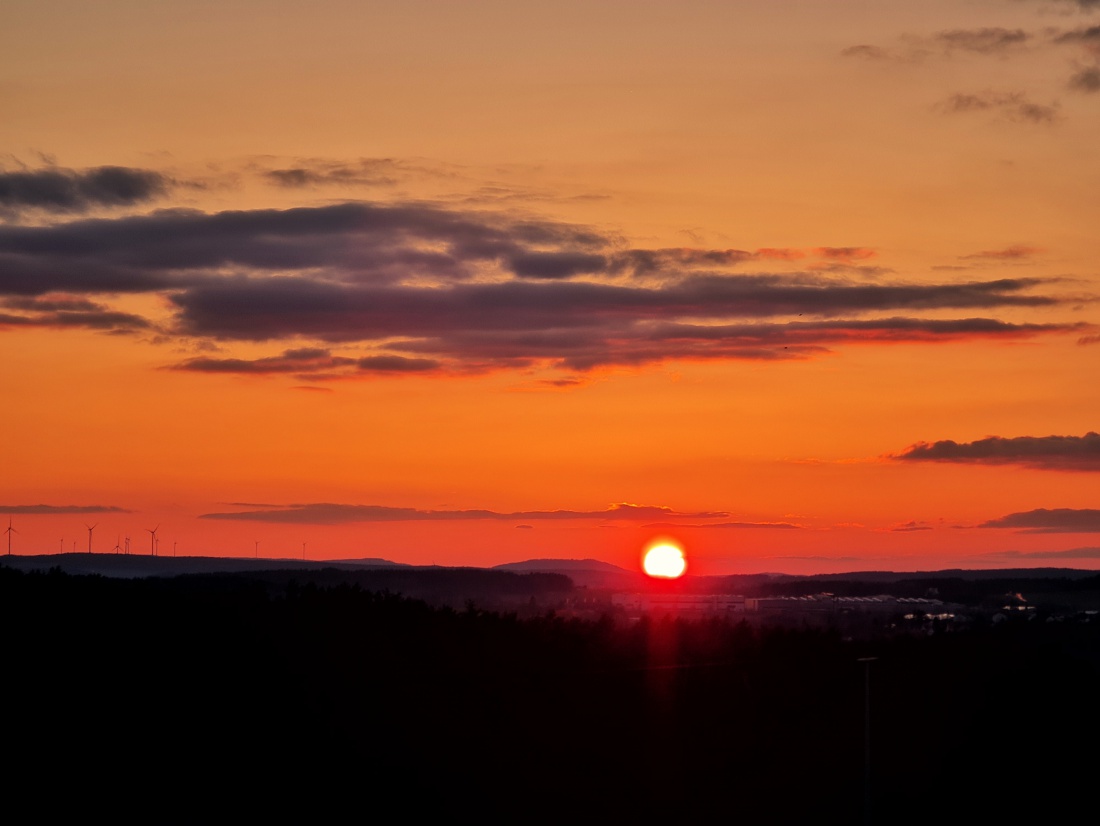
top-left (125, 535), bottom-right (131, 554)
top-left (113, 535), bottom-right (122, 555)
top-left (85, 523), bottom-right (97, 554)
top-left (254, 540), bottom-right (259, 558)
top-left (146, 525), bottom-right (159, 556)
top-left (5, 518), bottom-right (16, 555)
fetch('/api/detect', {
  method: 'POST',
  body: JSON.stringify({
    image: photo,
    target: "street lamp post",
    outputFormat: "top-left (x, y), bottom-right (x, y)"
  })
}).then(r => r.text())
top-left (857, 656), bottom-right (878, 826)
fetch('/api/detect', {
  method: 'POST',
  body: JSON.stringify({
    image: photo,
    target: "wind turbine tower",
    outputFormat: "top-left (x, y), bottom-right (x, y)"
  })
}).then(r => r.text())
top-left (113, 535), bottom-right (122, 554)
top-left (146, 525), bottom-right (159, 556)
top-left (85, 523), bottom-right (97, 554)
top-left (5, 518), bottom-right (16, 555)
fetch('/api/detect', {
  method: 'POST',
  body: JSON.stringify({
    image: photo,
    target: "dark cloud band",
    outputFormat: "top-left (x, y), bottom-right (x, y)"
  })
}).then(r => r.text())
top-left (893, 432), bottom-right (1100, 471)
top-left (0, 166), bottom-right (169, 215)
top-left (0, 200), bottom-right (1083, 375)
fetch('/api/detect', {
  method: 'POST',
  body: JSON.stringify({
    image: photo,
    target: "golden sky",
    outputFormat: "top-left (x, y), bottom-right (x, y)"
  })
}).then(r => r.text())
top-left (2, 0), bottom-right (1098, 573)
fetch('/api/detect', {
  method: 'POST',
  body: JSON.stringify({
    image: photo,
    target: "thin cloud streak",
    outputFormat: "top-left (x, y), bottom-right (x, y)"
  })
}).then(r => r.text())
top-left (0, 504), bottom-right (130, 514)
top-left (980, 508), bottom-right (1100, 533)
top-left (199, 502), bottom-right (730, 524)
top-left (974, 546), bottom-right (1100, 561)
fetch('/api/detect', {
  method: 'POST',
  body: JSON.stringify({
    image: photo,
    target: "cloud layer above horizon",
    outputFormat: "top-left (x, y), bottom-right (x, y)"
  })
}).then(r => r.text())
top-left (0, 187), bottom-right (1088, 379)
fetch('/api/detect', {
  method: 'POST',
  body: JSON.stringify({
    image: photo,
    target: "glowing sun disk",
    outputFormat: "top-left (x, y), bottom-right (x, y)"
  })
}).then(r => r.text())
top-left (643, 543), bottom-right (687, 579)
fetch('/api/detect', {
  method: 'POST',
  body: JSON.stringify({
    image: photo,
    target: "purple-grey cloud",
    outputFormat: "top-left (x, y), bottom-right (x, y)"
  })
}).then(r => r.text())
top-left (508, 251), bottom-right (607, 279)
top-left (357, 355), bottom-right (441, 373)
top-left (980, 508), bottom-right (1100, 533)
top-left (890, 521), bottom-right (934, 532)
top-left (1068, 64), bottom-right (1100, 91)
top-left (0, 201), bottom-right (604, 296)
top-left (0, 295), bottom-right (152, 333)
top-left (934, 28), bottom-right (1030, 54)
top-left (169, 348), bottom-right (356, 375)
top-left (893, 432), bottom-right (1100, 471)
top-left (0, 201), bottom-right (1085, 376)
top-left (199, 502), bottom-right (730, 524)
top-left (261, 158), bottom-right (401, 188)
top-left (170, 273), bottom-right (1062, 342)
top-left (960, 245), bottom-right (1044, 261)
top-left (841, 44), bottom-right (892, 60)
top-left (0, 166), bottom-right (170, 216)
top-left (938, 91), bottom-right (1061, 123)
top-left (1054, 25), bottom-right (1100, 51)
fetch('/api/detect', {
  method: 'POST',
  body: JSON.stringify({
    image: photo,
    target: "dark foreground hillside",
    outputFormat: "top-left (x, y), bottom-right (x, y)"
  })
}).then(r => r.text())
top-left (2, 565), bottom-right (1098, 824)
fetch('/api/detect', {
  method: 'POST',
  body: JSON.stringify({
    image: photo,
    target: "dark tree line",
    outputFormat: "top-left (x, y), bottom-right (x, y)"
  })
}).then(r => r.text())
top-left (2, 564), bottom-right (1097, 824)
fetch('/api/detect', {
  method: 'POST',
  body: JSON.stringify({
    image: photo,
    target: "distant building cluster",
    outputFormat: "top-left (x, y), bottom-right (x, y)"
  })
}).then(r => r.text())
top-left (748, 594), bottom-right (945, 617)
top-left (612, 593), bottom-right (747, 617)
top-left (612, 591), bottom-right (949, 622)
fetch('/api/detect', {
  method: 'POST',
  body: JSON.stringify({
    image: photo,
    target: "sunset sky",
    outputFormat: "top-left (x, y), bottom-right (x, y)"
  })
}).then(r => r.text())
top-left (2, 0), bottom-right (1098, 574)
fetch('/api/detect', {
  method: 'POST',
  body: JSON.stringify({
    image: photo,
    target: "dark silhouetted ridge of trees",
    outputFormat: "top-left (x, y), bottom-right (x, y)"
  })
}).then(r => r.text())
top-left (2, 564), bottom-right (1098, 824)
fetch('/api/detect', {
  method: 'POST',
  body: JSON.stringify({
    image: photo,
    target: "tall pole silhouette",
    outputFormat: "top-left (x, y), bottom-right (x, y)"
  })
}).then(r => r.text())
top-left (146, 526), bottom-right (159, 556)
top-left (113, 535), bottom-right (122, 554)
top-left (858, 656), bottom-right (878, 826)
top-left (254, 540), bottom-right (259, 558)
top-left (5, 518), bottom-right (16, 555)
top-left (85, 523), bottom-right (97, 554)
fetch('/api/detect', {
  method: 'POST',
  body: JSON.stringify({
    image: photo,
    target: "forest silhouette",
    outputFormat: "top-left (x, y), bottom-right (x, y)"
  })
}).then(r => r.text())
top-left (3, 564), bottom-right (1097, 823)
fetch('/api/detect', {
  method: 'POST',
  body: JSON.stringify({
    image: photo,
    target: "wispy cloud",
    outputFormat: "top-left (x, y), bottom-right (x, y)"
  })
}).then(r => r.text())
top-left (959, 245), bottom-right (1044, 261)
top-left (199, 502), bottom-right (729, 524)
top-left (1068, 64), bottom-right (1100, 90)
top-left (933, 28), bottom-right (1031, 55)
top-left (889, 521), bottom-right (934, 532)
top-left (937, 90), bottom-right (1061, 123)
top-left (0, 294), bottom-right (151, 333)
top-left (843, 27), bottom-right (1032, 62)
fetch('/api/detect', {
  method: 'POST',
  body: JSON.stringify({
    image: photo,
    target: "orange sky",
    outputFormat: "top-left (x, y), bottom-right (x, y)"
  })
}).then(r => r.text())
top-left (2, 0), bottom-right (1098, 574)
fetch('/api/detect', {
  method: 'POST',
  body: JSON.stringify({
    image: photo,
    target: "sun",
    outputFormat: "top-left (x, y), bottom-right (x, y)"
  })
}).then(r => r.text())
top-left (643, 541), bottom-right (687, 579)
